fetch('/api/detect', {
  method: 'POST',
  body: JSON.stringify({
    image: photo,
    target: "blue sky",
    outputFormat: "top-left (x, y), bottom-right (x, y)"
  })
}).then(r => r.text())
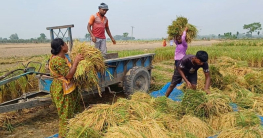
top-left (0, 0), bottom-right (262, 39)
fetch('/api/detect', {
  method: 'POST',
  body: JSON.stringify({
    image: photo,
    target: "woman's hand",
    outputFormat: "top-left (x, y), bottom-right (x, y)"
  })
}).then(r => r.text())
top-left (74, 54), bottom-right (84, 64)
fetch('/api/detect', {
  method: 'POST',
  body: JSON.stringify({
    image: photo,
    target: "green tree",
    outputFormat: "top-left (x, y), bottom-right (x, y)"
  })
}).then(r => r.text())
top-left (243, 22), bottom-right (262, 35)
top-left (39, 33), bottom-right (46, 40)
top-left (258, 31), bottom-right (260, 35)
top-left (9, 33), bottom-right (19, 40)
top-left (85, 33), bottom-right (91, 40)
top-left (123, 32), bottom-right (129, 40)
top-left (237, 31), bottom-right (239, 36)
top-left (123, 32), bottom-right (128, 37)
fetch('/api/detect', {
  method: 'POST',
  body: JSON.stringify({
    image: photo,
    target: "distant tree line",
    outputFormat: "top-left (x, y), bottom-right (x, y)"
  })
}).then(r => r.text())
top-left (0, 33), bottom-right (50, 43)
top-left (217, 22), bottom-right (262, 40)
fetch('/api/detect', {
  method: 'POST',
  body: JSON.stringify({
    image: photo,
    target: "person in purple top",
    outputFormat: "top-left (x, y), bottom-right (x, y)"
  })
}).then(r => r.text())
top-left (174, 27), bottom-right (188, 66)
top-left (165, 51), bottom-right (211, 97)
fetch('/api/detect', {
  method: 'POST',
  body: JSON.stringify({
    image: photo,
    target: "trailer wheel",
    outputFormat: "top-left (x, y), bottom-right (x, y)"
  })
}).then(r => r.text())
top-left (124, 66), bottom-right (150, 97)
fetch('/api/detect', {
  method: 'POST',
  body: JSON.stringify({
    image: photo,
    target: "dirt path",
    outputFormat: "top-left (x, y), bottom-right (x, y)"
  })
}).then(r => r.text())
top-left (0, 40), bottom-right (219, 58)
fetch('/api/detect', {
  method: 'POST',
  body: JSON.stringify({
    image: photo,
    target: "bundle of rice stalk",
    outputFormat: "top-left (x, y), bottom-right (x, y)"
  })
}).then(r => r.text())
top-left (67, 104), bottom-right (110, 137)
top-left (185, 24), bottom-right (198, 43)
top-left (181, 89), bottom-right (233, 119)
top-left (208, 112), bottom-right (236, 131)
top-left (151, 96), bottom-right (180, 115)
top-left (167, 16), bottom-right (198, 43)
top-left (126, 98), bottom-right (156, 120)
top-left (67, 96), bottom-right (157, 137)
top-left (244, 72), bottom-right (263, 94)
top-left (253, 96), bottom-right (263, 116)
top-left (199, 93), bottom-right (232, 116)
top-left (208, 110), bottom-right (261, 131)
top-left (176, 115), bottom-right (214, 138)
top-left (105, 119), bottom-right (171, 138)
top-left (104, 125), bottom-right (145, 138)
top-left (67, 101), bottom-right (133, 137)
top-left (217, 127), bottom-right (263, 138)
top-left (129, 92), bottom-right (152, 103)
top-left (235, 110), bottom-right (261, 127)
top-left (209, 65), bottom-right (224, 89)
top-left (158, 114), bottom-right (179, 132)
top-left (70, 41), bottom-right (106, 96)
top-left (236, 97), bottom-right (254, 109)
top-left (181, 89), bottom-right (208, 118)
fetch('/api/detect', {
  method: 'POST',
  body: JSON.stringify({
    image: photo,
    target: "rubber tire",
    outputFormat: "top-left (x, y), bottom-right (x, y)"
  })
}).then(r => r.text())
top-left (124, 66), bottom-right (150, 97)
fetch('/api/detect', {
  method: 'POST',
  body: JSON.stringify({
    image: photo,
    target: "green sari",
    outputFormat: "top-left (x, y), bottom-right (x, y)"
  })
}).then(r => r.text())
top-left (49, 56), bottom-right (80, 137)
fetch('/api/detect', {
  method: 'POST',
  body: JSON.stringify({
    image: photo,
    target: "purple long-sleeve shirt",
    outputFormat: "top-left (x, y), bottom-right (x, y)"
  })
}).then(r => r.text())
top-left (174, 31), bottom-right (188, 60)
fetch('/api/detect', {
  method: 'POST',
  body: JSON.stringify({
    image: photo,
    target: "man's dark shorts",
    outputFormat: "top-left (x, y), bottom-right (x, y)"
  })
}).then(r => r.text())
top-left (171, 61), bottom-right (197, 85)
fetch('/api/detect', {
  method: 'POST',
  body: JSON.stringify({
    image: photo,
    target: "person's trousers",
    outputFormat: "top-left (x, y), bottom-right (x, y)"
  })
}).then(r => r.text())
top-left (92, 38), bottom-right (107, 55)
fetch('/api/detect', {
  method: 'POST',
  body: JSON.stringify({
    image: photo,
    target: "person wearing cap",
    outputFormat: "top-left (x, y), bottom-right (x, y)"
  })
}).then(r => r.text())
top-left (165, 51), bottom-right (211, 97)
top-left (87, 3), bottom-right (116, 55)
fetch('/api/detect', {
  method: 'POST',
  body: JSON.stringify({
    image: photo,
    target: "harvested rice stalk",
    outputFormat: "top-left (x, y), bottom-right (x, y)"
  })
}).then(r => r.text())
top-left (181, 89), bottom-right (232, 118)
top-left (67, 104), bottom-right (110, 136)
top-left (151, 96), bottom-right (180, 115)
top-left (67, 94), bottom-right (157, 137)
top-left (236, 110), bottom-right (261, 127)
top-left (181, 89), bottom-right (207, 118)
top-left (208, 112), bottom-right (236, 131)
top-left (198, 93), bottom-right (232, 116)
top-left (209, 65), bottom-right (224, 89)
top-left (67, 126), bottom-right (101, 138)
top-left (130, 92), bottom-right (152, 103)
top-left (105, 119), bottom-right (171, 138)
top-left (127, 99), bottom-right (156, 119)
top-left (167, 16), bottom-right (198, 43)
top-left (253, 96), bottom-right (263, 116)
top-left (208, 110), bottom-right (261, 131)
top-left (236, 97), bottom-right (254, 109)
top-left (217, 127), bottom-right (263, 138)
top-left (70, 41), bottom-right (107, 96)
top-left (245, 73), bottom-right (263, 94)
top-left (176, 115), bottom-right (214, 138)
top-left (105, 125), bottom-right (145, 138)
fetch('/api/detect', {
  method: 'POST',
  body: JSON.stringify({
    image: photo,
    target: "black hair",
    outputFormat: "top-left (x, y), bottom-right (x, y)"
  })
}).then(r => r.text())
top-left (196, 51), bottom-right (208, 62)
top-left (51, 38), bottom-right (65, 55)
top-left (100, 3), bottom-right (106, 5)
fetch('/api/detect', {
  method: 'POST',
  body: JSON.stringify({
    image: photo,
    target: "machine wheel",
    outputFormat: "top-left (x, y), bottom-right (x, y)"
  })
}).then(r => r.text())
top-left (124, 66), bottom-right (150, 97)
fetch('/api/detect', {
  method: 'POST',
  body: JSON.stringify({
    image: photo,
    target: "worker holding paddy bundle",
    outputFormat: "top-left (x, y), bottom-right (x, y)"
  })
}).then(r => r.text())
top-left (165, 51), bottom-right (211, 97)
top-left (49, 38), bottom-right (84, 138)
top-left (87, 3), bottom-right (116, 55)
top-left (174, 27), bottom-right (188, 66)
top-left (167, 16), bottom-right (198, 66)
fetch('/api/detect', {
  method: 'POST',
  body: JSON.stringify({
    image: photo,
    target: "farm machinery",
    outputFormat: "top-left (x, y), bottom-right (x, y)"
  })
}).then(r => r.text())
top-left (0, 24), bottom-right (155, 113)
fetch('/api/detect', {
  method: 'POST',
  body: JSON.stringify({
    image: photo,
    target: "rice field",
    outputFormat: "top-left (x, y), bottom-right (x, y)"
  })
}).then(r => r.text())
top-left (1, 39), bottom-right (263, 137)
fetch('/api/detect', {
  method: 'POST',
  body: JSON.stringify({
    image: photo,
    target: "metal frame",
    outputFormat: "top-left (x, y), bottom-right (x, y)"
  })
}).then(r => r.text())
top-left (46, 24), bottom-right (74, 52)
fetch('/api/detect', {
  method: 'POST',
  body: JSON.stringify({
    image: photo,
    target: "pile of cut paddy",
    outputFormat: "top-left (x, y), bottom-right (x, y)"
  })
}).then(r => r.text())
top-left (66, 92), bottom-right (217, 138)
